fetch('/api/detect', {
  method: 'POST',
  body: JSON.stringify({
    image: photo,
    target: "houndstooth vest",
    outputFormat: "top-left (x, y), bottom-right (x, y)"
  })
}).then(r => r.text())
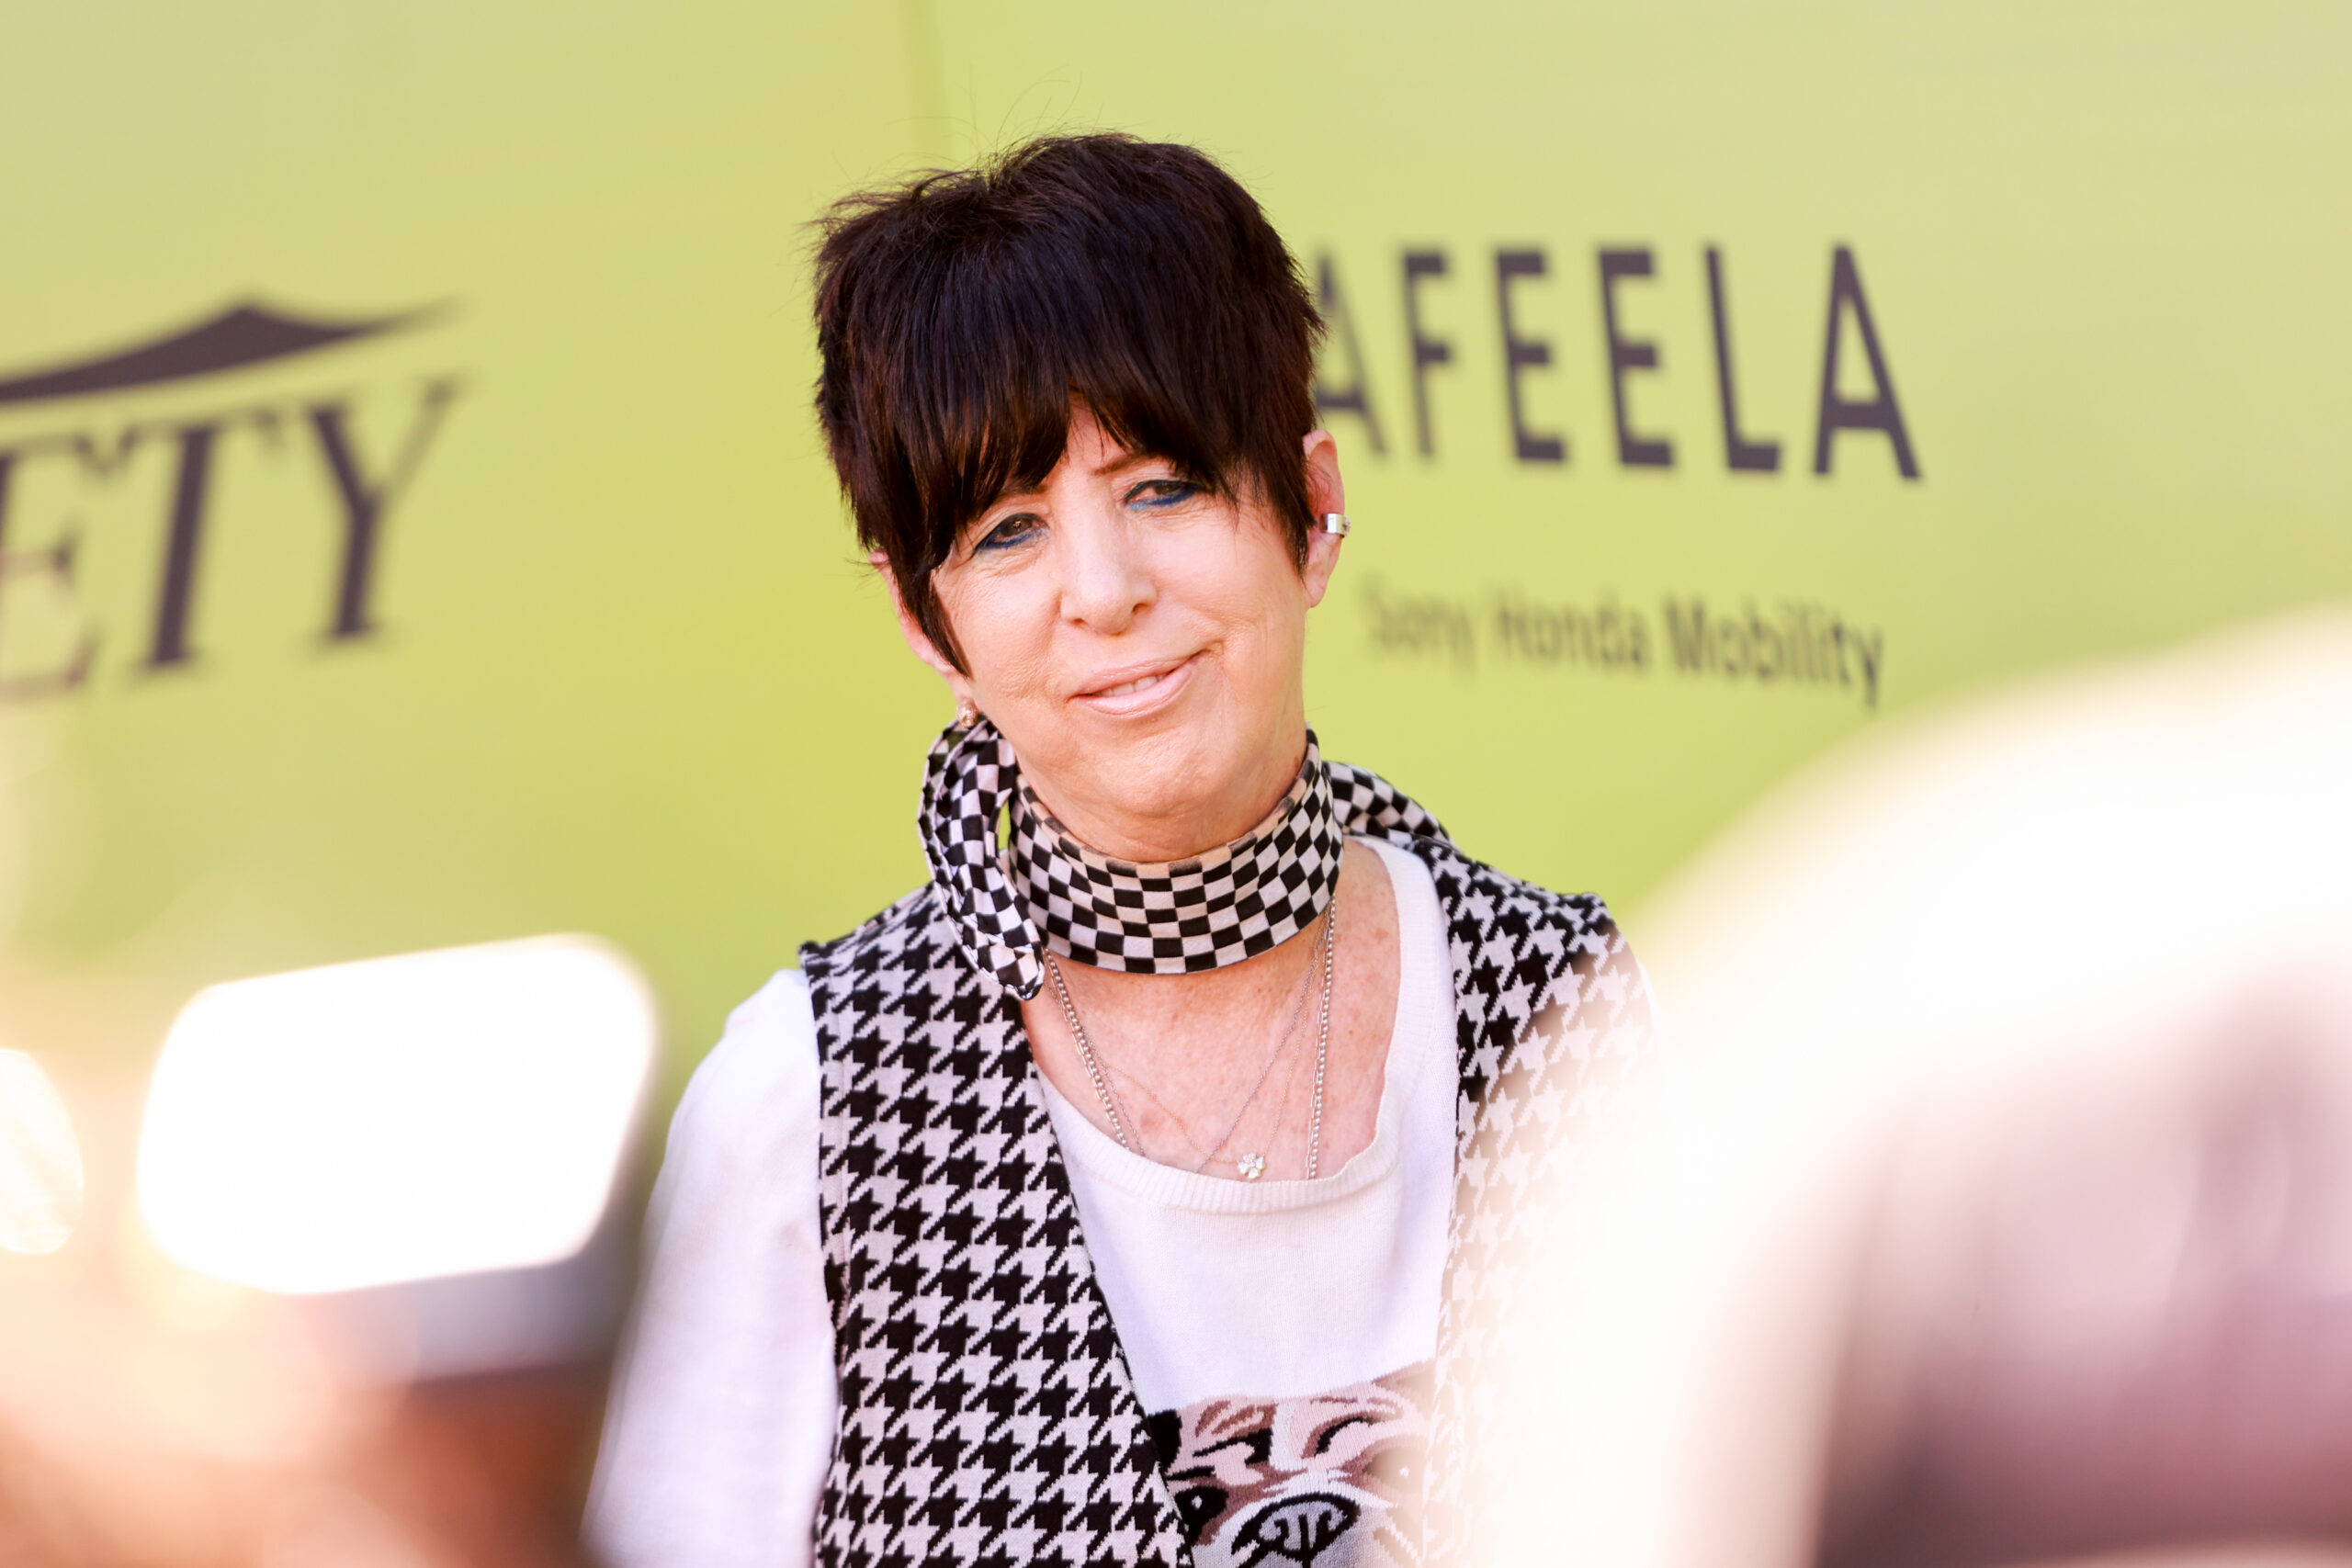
top-left (799, 831), bottom-right (1657, 1567)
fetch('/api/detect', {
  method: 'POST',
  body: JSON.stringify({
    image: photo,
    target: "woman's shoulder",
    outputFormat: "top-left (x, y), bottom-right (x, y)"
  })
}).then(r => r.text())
top-left (1387, 833), bottom-right (1625, 946)
top-left (797, 884), bottom-right (943, 977)
top-left (664, 969), bottom-right (820, 1178)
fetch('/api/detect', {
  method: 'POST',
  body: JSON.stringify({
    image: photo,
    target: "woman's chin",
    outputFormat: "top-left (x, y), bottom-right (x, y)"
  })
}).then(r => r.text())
top-left (1040, 723), bottom-right (1303, 861)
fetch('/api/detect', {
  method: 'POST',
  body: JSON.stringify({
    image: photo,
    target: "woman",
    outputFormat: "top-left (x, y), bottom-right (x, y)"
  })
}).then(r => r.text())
top-left (587, 134), bottom-right (1656, 1568)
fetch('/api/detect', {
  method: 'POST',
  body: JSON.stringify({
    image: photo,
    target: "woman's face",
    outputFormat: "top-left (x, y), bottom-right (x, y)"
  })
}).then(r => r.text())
top-left (890, 408), bottom-right (1346, 863)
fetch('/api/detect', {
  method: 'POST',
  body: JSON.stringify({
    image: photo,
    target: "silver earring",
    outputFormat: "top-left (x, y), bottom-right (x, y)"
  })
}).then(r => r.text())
top-left (1320, 513), bottom-right (1351, 536)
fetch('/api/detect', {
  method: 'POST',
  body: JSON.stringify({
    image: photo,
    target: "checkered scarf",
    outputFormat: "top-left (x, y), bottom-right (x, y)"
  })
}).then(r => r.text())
top-left (919, 716), bottom-right (1450, 998)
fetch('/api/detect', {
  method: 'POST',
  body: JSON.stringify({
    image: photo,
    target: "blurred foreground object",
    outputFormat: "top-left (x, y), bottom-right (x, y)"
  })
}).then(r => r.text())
top-left (0, 935), bottom-right (655, 1567)
top-left (1487, 610), bottom-right (2352, 1568)
top-left (0, 1050), bottom-right (83, 1255)
top-left (140, 935), bottom-right (654, 1300)
top-left (1817, 957), bottom-right (2352, 1567)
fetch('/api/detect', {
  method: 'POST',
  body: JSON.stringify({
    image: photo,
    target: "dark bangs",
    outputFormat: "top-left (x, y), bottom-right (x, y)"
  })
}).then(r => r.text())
top-left (812, 134), bottom-right (1324, 670)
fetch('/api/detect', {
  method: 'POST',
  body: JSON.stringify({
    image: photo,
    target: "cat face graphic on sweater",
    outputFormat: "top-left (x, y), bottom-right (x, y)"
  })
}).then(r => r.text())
top-left (1148, 1362), bottom-right (1430, 1568)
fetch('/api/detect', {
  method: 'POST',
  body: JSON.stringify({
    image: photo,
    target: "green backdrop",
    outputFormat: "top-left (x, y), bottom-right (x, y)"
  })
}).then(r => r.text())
top-left (3, 2), bottom-right (2346, 1103)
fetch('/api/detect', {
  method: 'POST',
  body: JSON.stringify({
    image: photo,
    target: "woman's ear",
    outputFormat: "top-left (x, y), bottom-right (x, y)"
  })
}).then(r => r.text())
top-left (1300, 430), bottom-right (1347, 609)
top-left (873, 552), bottom-right (978, 709)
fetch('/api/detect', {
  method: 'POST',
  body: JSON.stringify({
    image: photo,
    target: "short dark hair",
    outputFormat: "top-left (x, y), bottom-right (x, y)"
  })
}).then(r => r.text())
top-left (812, 133), bottom-right (1324, 670)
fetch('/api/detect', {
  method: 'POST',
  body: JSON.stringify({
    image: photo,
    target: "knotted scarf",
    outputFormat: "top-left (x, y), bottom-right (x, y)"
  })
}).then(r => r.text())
top-left (918, 716), bottom-right (1450, 998)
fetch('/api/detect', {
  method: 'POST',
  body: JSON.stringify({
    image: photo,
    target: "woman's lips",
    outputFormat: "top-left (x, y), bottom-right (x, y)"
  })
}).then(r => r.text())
top-left (1073, 652), bottom-right (1200, 716)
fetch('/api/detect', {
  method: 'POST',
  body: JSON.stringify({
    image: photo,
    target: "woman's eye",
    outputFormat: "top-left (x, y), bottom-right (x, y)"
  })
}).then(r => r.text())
top-left (973, 514), bottom-right (1043, 552)
top-left (1126, 479), bottom-right (1200, 510)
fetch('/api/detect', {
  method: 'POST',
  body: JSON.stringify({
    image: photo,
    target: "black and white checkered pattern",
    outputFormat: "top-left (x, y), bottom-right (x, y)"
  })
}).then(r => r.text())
top-left (919, 717), bottom-right (1047, 998)
top-left (920, 717), bottom-right (1449, 998)
top-left (806, 741), bottom-right (1657, 1568)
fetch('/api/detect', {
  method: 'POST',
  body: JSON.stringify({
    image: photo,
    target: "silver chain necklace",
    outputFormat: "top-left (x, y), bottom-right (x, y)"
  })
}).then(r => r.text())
top-left (1045, 886), bottom-right (1340, 1182)
top-left (1192, 907), bottom-right (1328, 1174)
top-left (1081, 910), bottom-right (1331, 1174)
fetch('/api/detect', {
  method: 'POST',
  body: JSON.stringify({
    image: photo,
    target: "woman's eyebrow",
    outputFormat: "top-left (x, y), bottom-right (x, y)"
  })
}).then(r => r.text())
top-left (1090, 449), bottom-right (1170, 479)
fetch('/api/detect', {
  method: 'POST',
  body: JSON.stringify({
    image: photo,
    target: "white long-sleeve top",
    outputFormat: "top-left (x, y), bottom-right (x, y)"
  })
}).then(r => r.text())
top-left (585, 836), bottom-right (1457, 1568)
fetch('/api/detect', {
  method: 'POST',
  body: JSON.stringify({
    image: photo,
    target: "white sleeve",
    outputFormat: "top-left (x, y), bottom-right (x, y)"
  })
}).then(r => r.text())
top-left (584, 971), bottom-right (837, 1568)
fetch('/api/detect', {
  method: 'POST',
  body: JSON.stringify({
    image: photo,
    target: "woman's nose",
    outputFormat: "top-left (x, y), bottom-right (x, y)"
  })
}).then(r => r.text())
top-left (1057, 511), bottom-right (1156, 635)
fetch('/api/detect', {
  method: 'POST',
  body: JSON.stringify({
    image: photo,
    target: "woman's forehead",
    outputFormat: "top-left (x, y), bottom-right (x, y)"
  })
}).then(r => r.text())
top-left (984, 413), bottom-right (1173, 502)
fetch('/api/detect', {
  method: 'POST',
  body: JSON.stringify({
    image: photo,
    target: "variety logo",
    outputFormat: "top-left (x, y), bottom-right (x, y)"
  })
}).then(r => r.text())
top-left (0, 300), bottom-right (458, 700)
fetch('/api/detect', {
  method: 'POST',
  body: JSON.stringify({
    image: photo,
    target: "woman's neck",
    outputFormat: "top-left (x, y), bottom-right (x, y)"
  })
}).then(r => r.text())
top-left (1020, 840), bottom-right (1402, 1184)
top-left (1023, 728), bottom-right (1309, 865)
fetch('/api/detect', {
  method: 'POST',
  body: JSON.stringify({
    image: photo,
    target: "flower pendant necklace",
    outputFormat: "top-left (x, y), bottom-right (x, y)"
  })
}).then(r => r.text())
top-left (1046, 886), bottom-right (1340, 1182)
